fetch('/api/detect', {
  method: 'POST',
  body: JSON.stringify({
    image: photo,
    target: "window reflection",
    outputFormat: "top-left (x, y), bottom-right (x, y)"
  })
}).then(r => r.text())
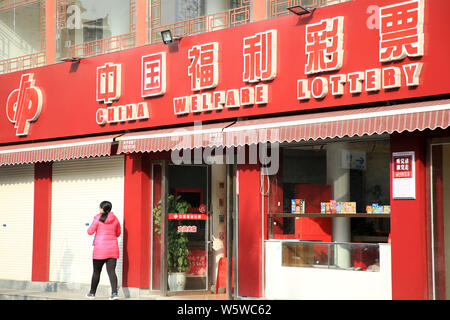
top-left (0, 2), bottom-right (43, 60)
top-left (56, 0), bottom-right (133, 58)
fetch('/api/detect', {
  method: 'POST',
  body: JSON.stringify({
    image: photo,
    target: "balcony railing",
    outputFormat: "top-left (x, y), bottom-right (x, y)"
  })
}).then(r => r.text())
top-left (0, 51), bottom-right (46, 75)
top-left (151, 5), bottom-right (251, 43)
top-left (269, 0), bottom-right (351, 19)
top-left (68, 32), bottom-right (136, 59)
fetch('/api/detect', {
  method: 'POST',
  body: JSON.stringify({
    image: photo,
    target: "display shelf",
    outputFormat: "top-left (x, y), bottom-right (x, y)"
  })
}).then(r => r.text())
top-left (269, 213), bottom-right (390, 218)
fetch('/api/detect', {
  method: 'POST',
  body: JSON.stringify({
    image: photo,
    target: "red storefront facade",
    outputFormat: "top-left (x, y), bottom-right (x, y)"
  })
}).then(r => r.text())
top-left (0, 0), bottom-right (449, 299)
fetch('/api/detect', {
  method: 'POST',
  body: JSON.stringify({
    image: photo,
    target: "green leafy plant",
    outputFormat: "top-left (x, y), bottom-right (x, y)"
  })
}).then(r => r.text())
top-left (153, 195), bottom-right (191, 273)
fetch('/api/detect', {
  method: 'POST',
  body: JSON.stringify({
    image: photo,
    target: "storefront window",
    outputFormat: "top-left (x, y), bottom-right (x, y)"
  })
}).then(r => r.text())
top-left (282, 241), bottom-right (380, 271)
top-left (268, 138), bottom-right (391, 245)
top-left (0, 1), bottom-right (44, 60)
top-left (56, 0), bottom-right (134, 59)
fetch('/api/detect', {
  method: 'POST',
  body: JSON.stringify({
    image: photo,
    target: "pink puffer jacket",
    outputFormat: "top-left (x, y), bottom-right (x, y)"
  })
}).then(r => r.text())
top-left (87, 212), bottom-right (121, 260)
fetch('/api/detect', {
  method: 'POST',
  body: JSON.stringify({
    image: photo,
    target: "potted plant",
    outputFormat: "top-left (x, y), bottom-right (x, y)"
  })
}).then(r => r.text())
top-left (153, 195), bottom-right (191, 291)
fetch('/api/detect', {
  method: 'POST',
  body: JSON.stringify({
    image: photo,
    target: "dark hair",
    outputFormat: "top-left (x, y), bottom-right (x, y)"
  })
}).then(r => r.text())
top-left (99, 201), bottom-right (112, 223)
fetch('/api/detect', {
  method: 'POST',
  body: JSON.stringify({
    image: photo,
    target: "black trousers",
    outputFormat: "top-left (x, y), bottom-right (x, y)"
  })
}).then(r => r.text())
top-left (89, 258), bottom-right (118, 294)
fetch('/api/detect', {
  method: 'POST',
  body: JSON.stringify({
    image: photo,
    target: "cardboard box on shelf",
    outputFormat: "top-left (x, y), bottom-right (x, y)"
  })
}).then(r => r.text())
top-left (325, 202), bottom-right (331, 214)
top-left (291, 199), bottom-right (305, 214)
top-left (330, 200), bottom-right (337, 214)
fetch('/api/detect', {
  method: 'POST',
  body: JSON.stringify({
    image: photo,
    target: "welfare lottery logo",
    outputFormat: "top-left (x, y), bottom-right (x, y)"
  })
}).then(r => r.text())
top-left (6, 73), bottom-right (43, 136)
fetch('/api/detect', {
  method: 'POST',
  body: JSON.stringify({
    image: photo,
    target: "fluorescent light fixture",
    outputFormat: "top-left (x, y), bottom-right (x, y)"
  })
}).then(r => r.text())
top-left (161, 29), bottom-right (174, 44)
top-left (60, 57), bottom-right (81, 62)
top-left (287, 5), bottom-right (315, 15)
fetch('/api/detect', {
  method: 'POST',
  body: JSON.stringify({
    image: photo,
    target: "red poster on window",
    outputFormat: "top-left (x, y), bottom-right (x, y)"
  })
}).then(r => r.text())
top-left (187, 249), bottom-right (207, 276)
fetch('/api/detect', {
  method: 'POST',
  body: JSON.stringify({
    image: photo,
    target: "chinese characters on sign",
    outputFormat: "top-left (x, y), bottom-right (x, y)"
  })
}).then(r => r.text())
top-left (187, 249), bottom-right (207, 276)
top-left (177, 225), bottom-right (197, 233)
top-left (142, 52), bottom-right (166, 97)
top-left (169, 213), bottom-right (208, 220)
top-left (96, 63), bottom-right (121, 104)
top-left (379, 0), bottom-right (424, 62)
top-left (305, 17), bottom-right (344, 75)
top-left (172, 29), bottom-right (276, 115)
top-left (96, 62), bottom-right (150, 125)
top-left (243, 30), bottom-right (277, 82)
top-left (393, 155), bottom-right (413, 178)
top-left (392, 151), bottom-right (416, 199)
top-left (87, 0), bottom-right (427, 128)
top-left (297, 0), bottom-right (424, 102)
top-left (188, 43), bottom-right (219, 91)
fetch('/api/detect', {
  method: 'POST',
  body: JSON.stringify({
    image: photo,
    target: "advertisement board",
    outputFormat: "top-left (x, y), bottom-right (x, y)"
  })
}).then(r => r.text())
top-left (0, 0), bottom-right (449, 144)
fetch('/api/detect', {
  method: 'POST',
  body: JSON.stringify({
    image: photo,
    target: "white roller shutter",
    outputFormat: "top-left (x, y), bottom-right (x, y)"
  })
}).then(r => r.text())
top-left (0, 164), bottom-right (34, 281)
top-left (49, 156), bottom-right (124, 287)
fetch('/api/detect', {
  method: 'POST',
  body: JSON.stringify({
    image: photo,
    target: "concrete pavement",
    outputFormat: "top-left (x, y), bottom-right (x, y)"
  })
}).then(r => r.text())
top-left (0, 279), bottom-right (228, 300)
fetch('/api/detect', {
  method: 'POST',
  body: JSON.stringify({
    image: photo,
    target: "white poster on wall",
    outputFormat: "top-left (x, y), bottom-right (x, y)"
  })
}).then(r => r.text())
top-left (392, 151), bottom-right (416, 199)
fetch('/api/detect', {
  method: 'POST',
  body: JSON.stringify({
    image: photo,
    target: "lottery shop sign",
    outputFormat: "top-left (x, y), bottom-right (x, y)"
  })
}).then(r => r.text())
top-left (297, 0), bottom-right (425, 100)
top-left (0, 0), bottom-right (449, 143)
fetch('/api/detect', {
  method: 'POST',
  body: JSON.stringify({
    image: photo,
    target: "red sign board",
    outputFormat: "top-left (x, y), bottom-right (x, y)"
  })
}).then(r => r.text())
top-left (168, 213), bottom-right (208, 220)
top-left (393, 155), bottom-right (413, 178)
top-left (0, 0), bottom-right (449, 143)
top-left (187, 249), bottom-right (207, 276)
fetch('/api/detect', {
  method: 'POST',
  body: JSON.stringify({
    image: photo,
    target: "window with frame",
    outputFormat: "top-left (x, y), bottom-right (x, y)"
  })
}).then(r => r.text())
top-left (0, 1), bottom-right (44, 61)
top-left (268, 138), bottom-right (391, 243)
top-left (56, 0), bottom-right (134, 59)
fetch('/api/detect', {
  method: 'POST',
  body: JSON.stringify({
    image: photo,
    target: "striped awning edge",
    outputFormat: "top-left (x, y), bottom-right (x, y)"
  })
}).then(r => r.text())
top-left (0, 135), bottom-right (117, 166)
top-left (116, 99), bottom-right (450, 154)
top-left (222, 99), bottom-right (450, 146)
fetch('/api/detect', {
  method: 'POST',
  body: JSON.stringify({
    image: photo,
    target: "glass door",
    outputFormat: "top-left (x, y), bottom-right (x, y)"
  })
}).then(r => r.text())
top-left (167, 164), bottom-right (209, 291)
top-left (431, 143), bottom-right (450, 299)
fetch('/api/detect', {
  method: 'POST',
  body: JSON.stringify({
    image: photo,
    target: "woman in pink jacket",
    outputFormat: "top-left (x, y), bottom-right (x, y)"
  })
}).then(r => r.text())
top-left (86, 201), bottom-right (121, 300)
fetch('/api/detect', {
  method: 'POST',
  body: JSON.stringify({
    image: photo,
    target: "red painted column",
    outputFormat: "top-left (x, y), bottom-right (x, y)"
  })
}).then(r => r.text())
top-left (252, 0), bottom-right (267, 22)
top-left (237, 163), bottom-right (262, 297)
top-left (136, 0), bottom-right (148, 46)
top-left (390, 132), bottom-right (430, 299)
top-left (123, 153), bottom-right (151, 288)
top-left (45, 0), bottom-right (55, 64)
top-left (32, 162), bottom-right (52, 282)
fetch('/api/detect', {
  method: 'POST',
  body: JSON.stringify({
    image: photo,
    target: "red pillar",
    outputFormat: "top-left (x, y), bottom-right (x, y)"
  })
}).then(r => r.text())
top-left (237, 163), bottom-right (262, 297)
top-left (123, 153), bottom-right (151, 288)
top-left (136, 0), bottom-right (148, 46)
top-left (32, 162), bottom-right (52, 282)
top-left (252, 0), bottom-right (266, 22)
top-left (45, 0), bottom-right (55, 64)
top-left (390, 132), bottom-right (430, 299)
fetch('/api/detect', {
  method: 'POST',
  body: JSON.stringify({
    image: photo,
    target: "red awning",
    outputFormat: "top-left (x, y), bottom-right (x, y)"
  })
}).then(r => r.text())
top-left (0, 135), bottom-right (117, 166)
top-left (116, 121), bottom-right (234, 153)
top-left (223, 99), bottom-right (450, 146)
top-left (116, 99), bottom-right (450, 154)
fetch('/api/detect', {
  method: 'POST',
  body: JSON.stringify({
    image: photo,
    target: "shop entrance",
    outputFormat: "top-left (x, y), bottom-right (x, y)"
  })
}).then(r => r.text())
top-left (431, 143), bottom-right (450, 299)
top-left (168, 164), bottom-right (209, 290)
top-left (150, 160), bottom-right (230, 294)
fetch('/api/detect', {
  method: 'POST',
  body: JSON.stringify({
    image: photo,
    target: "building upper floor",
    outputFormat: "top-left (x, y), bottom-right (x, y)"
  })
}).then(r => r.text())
top-left (0, 0), bottom-right (350, 74)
